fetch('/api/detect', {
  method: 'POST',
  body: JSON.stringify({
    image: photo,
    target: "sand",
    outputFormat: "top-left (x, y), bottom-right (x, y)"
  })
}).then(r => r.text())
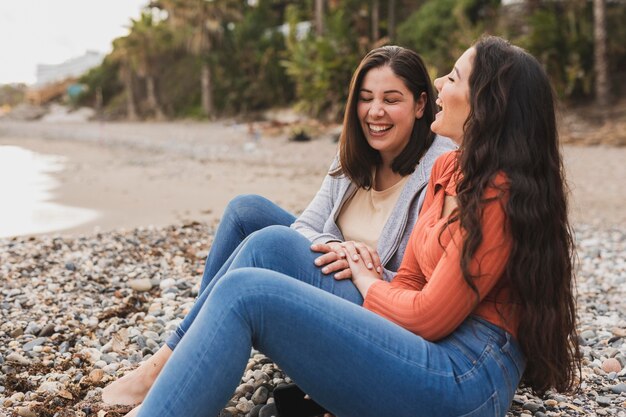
top-left (0, 119), bottom-right (624, 237)
top-left (0, 120), bottom-right (337, 236)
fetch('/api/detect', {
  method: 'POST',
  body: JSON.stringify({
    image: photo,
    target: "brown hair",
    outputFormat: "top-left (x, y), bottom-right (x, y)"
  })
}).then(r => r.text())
top-left (455, 36), bottom-right (580, 394)
top-left (331, 46), bottom-right (436, 188)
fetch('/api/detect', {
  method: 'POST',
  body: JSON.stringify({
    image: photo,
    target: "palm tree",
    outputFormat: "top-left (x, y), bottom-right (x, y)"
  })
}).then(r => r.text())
top-left (315, 0), bottom-right (325, 36)
top-left (151, 0), bottom-right (242, 118)
top-left (371, 0), bottom-right (380, 42)
top-left (593, 0), bottom-right (609, 108)
top-left (126, 12), bottom-right (173, 120)
top-left (388, 0), bottom-right (396, 42)
top-left (110, 36), bottom-right (139, 120)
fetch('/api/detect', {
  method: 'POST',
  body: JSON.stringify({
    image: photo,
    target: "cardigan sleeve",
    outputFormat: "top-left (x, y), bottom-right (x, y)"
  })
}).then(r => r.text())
top-left (290, 156), bottom-right (345, 245)
top-left (363, 177), bottom-right (511, 341)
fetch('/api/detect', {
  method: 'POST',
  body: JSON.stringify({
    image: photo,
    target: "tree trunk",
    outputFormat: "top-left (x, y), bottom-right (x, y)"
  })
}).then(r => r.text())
top-left (371, 0), bottom-right (380, 42)
top-left (201, 62), bottom-right (213, 118)
top-left (146, 76), bottom-right (165, 120)
top-left (526, 0), bottom-right (541, 14)
top-left (95, 86), bottom-right (103, 113)
top-left (123, 66), bottom-right (138, 121)
top-left (593, 0), bottom-right (609, 108)
top-left (315, 0), bottom-right (324, 36)
top-left (388, 0), bottom-right (396, 42)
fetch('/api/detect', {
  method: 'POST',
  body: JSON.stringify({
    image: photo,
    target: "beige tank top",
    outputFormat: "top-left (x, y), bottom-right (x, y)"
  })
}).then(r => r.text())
top-left (336, 175), bottom-right (409, 249)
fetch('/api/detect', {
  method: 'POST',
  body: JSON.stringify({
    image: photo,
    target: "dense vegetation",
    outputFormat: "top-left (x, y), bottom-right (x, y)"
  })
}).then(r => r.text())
top-left (0, 84), bottom-right (26, 108)
top-left (76, 0), bottom-right (625, 121)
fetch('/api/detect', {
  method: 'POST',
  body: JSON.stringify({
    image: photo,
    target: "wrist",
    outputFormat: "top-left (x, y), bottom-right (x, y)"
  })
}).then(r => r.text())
top-left (352, 275), bottom-right (378, 298)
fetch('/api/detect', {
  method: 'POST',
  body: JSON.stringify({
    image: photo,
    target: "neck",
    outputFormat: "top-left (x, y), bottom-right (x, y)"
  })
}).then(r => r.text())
top-left (374, 163), bottom-right (404, 191)
top-left (379, 150), bottom-right (396, 170)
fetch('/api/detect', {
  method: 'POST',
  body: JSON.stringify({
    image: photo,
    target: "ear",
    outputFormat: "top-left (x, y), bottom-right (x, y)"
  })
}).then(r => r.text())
top-left (414, 92), bottom-right (427, 119)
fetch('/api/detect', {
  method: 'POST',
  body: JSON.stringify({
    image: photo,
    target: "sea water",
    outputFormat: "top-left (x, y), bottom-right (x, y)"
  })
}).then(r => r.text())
top-left (0, 145), bottom-right (98, 238)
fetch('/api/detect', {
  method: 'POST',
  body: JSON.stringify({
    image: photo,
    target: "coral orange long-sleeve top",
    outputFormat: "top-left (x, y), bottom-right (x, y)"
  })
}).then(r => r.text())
top-left (363, 151), bottom-right (520, 341)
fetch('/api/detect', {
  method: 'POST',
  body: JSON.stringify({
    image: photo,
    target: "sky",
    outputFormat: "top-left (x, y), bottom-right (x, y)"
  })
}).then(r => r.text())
top-left (0, 0), bottom-right (148, 85)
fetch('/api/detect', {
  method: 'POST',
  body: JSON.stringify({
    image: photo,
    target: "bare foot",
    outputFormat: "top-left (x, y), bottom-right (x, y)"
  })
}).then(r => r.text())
top-left (125, 404), bottom-right (141, 417)
top-left (102, 345), bottom-right (172, 406)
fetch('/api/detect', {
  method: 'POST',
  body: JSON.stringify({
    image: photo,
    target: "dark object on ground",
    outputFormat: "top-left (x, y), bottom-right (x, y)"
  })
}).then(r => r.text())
top-left (273, 383), bottom-right (328, 417)
top-left (289, 130), bottom-right (312, 142)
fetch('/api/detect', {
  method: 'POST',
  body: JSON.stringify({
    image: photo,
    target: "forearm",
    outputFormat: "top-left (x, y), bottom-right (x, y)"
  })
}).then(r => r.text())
top-left (352, 274), bottom-right (379, 299)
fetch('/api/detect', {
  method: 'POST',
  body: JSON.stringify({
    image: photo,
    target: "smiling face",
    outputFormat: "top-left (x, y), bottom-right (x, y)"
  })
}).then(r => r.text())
top-left (357, 65), bottom-right (426, 164)
top-left (432, 47), bottom-right (475, 144)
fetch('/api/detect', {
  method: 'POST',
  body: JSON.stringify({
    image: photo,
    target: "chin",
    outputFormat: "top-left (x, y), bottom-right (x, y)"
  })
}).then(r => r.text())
top-left (431, 127), bottom-right (444, 138)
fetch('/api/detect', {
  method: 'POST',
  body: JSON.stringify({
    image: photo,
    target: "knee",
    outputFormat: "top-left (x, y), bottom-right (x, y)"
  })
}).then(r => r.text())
top-left (213, 268), bottom-right (277, 299)
top-left (233, 226), bottom-right (305, 269)
top-left (223, 194), bottom-right (270, 223)
top-left (246, 225), bottom-right (302, 249)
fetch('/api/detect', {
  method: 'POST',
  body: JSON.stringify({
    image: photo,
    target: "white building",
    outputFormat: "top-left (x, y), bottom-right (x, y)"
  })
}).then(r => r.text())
top-left (35, 51), bottom-right (104, 87)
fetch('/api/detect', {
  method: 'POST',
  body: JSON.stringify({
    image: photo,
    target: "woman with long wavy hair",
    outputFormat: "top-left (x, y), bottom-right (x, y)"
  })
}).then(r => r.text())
top-left (445, 36), bottom-right (581, 393)
top-left (128, 36), bottom-right (580, 417)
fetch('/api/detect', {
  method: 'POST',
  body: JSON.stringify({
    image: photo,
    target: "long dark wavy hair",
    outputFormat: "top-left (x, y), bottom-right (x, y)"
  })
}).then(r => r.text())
top-left (456, 36), bottom-right (580, 394)
top-left (331, 46), bottom-right (436, 188)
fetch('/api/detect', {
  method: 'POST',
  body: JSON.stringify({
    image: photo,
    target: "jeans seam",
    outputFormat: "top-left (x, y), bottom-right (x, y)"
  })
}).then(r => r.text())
top-left (501, 338), bottom-right (525, 377)
top-left (450, 338), bottom-right (495, 383)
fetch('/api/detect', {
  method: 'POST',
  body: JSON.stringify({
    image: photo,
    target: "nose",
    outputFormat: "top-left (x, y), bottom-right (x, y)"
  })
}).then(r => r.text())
top-left (369, 100), bottom-right (385, 118)
top-left (434, 76), bottom-right (443, 92)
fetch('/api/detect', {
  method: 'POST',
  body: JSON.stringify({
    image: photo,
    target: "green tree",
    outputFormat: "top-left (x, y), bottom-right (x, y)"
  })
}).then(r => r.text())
top-left (77, 57), bottom-right (123, 114)
top-left (0, 84), bottom-right (26, 107)
top-left (397, 0), bottom-right (499, 77)
top-left (125, 11), bottom-right (175, 119)
top-left (281, 3), bottom-right (362, 120)
top-left (109, 36), bottom-right (139, 120)
top-left (522, 0), bottom-right (594, 98)
top-left (211, 0), bottom-right (294, 114)
top-left (152, 0), bottom-right (242, 118)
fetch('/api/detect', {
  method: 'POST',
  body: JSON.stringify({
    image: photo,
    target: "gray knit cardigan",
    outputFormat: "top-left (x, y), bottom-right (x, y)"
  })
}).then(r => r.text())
top-left (290, 135), bottom-right (457, 281)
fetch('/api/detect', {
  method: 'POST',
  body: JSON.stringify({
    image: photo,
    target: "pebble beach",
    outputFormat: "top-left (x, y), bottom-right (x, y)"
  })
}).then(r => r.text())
top-left (1, 120), bottom-right (625, 416)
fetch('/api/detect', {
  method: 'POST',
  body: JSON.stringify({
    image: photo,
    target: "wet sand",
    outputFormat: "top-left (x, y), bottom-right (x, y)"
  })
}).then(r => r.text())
top-left (0, 120), bottom-right (337, 237)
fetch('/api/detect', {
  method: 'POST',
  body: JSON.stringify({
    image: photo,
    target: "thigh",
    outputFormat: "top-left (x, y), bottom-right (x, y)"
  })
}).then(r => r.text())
top-left (219, 269), bottom-right (506, 417)
top-left (149, 269), bottom-right (516, 417)
top-left (230, 225), bottom-right (363, 305)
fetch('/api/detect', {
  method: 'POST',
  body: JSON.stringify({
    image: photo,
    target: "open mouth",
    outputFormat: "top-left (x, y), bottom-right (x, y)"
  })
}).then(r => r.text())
top-left (368, 124), bottom-right (393, 133)
top-left (435, 98), bottom-right (443, 113)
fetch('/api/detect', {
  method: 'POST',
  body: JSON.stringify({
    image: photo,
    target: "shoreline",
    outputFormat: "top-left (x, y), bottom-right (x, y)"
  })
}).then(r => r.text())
top-left (0, 120), bottom-right (338, 237)
top-left (0, 120), bottom-right (624, 239)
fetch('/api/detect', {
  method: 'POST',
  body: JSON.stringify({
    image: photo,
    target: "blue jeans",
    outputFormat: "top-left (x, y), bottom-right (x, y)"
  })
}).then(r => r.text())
top-left (138, 269), bottom-right (525, 417)
top-left (166, 195), bottom-right (363, 350)
top-left (199, 194), bottom-right (297, 295)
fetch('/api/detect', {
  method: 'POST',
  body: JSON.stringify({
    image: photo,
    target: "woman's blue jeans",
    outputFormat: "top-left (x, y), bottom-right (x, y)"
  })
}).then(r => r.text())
top-left (165, 194), bottom-right (363, 350)
top-left (138, 269), bottom-right (526, 417)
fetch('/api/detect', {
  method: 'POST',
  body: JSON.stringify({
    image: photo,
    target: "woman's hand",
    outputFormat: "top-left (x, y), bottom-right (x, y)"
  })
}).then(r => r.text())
top-left (311, 241), bottom-right (382, 279)
top-left (345, 251), bottom-right (383, 298)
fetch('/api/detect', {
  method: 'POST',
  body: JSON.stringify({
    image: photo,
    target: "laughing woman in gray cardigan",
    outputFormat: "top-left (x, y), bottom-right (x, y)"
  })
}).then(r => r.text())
top-left (104, 46), bottom-right (455, 407)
